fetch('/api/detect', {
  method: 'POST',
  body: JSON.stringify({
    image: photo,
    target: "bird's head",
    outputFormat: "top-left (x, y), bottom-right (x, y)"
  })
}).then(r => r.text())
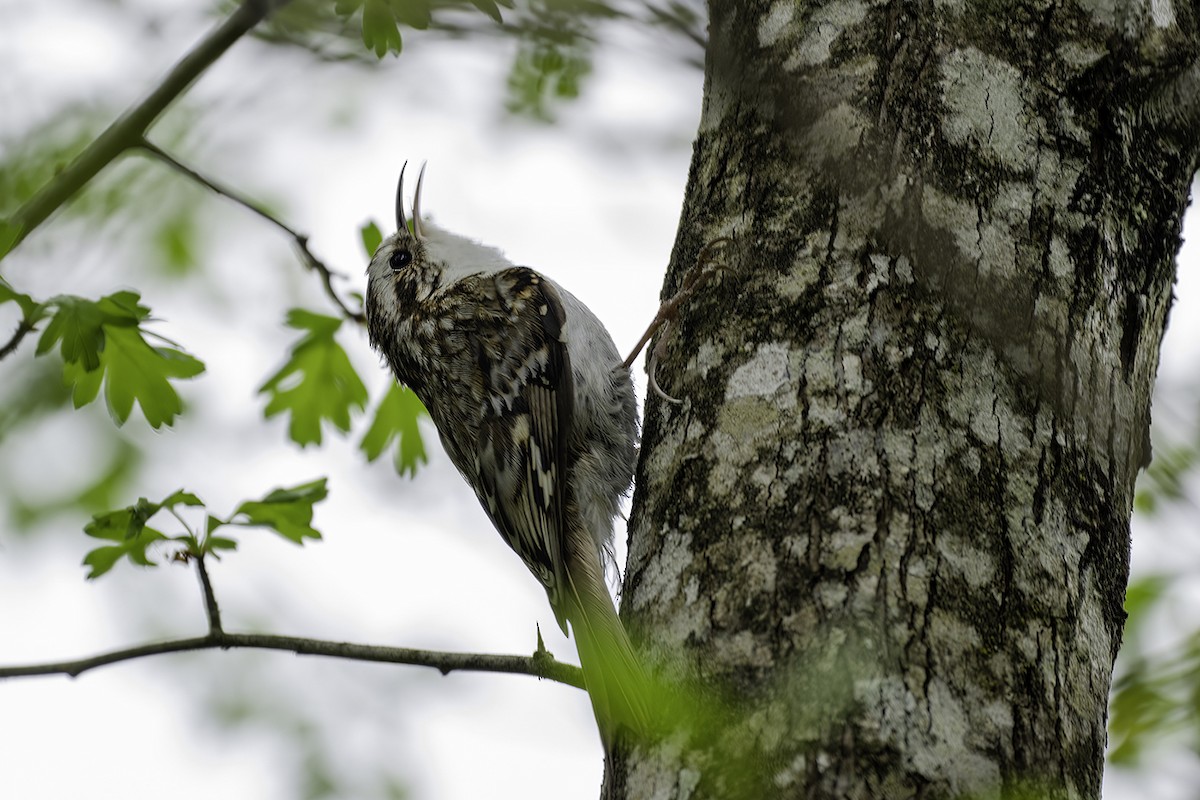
top-left (366, 162), bottom-right (513, 337)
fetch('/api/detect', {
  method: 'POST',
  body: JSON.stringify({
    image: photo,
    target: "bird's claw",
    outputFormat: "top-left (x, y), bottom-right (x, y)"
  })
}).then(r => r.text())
top-left (623, 236), bottom-right (733, 405)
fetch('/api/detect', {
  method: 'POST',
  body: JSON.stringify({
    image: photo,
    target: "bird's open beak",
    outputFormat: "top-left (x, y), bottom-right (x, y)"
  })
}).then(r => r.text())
top-left (395, 161), bottom-right (428, 241)
top-left (395, 161), bottom-right (409, 234)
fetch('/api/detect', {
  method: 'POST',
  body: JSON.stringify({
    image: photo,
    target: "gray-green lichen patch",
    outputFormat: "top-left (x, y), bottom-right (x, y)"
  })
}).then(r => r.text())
top-left (940, 47), bottom-right (1034, 171)
top-left (630, 528), bottom-right (710, 647)
top-left (920, 185), bottom-right (983, 261)
top-left (757, 0), bottom-right (794, 48)
top-left (864, 675), bottom-right (1003, 795)
top-left (709, 398), bottom-right (780, 496)
top-left (802, 103), bottom-right (871, 164)
top-left (777, 253), bottom-right (824, 299)
top-left (727, 342), bottom-right (793, 402)
top-left (785, 0), bottom-right (869, 68)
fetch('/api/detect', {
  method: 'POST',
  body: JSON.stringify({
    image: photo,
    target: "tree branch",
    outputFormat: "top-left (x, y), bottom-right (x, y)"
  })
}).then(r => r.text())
top-left (136, 138), bottom-right (364, 323)
top-left (0, 632), bottom-right (586, 688)
top-left (0, 318), bottom-right (36, 361)
top-left (3, 0), bottom-right (291, 259)
top-left (0, 546), bottom-right (584, 689)
top-left (194, 555), bottom-right (223, 634)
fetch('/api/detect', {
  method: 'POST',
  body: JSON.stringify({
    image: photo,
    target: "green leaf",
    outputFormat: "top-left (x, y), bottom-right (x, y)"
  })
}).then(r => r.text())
top-left (83, 530), bottom-right (167, 579)
top-left (390, 0), bottom-right (431, 30)
top-left (469, 0), bottom-right (504, 23)
top-left (360, 220), bottom-right (383, 258)
top-left (362, 0), bottom-right (402, 57)
top-left (259, 309), bottom-right (368, 447)
top-left (0, 219), bottom-right (21, 262)
top-left (334, 0), bottom-right (364, 15)
top-left (207, 536), bottom-right (239, 553)
top-left (82, 495), bottom-right (171, 579)
top-left (33, 291), bottom-right (203, 428)
top-left (162, 489), bottom-right (204, 509)
top-left (81, 483), bottom-right (328, 577)
top-left (62, 357), bottom-right (103, 408)
top-left (360, 383), bottom-right (428, 477)
top-left (0, 276), bottom-right (40, 319)
top-left (100, 327), bottom-right (205, 427)
top-left (36, 295), bottom-right (125, 370)
top-left (231, 478), bottom-right (328, 544)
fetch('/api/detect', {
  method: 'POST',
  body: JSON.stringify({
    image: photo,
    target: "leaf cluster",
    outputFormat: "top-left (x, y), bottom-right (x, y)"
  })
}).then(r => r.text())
top-left (333, 0), bottom-right (515, 57)
top-left (1108, 577), bottom-right (1200, 765)
top-left (260, 309), bottom-right (368, 446)
top-left (2, 283), bottom-right (204, 429)
top-left (258, 304), bottom-right (429, 473)
top-left (83, 480), bottom-right (328, 579)
top-left (256, 222), bottom-right (428, 474)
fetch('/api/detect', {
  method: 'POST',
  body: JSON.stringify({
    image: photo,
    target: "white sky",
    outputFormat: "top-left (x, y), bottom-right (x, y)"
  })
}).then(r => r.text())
top-left (0, 2), bottom-right (1196, 799)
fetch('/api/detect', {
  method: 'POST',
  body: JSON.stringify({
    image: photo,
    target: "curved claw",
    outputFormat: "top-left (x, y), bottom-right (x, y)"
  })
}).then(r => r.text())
top-left (647, 341), bottom-right (682, 405)
top-left (625, 235), bottom-right (735, 405)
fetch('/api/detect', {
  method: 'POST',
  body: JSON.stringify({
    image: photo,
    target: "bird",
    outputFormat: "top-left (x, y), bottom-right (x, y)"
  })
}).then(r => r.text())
top-left (364, 162), bottom-right (652, 745)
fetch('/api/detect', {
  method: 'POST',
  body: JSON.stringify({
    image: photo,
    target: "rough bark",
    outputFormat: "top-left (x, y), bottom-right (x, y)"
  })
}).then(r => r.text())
top-left (612, 2), bottom-right (1200, 798)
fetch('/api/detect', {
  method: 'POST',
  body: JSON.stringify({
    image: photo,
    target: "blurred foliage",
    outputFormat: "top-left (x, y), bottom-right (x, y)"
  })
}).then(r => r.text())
top-left (259, 308), bottom-right (368, 447)
top-left (251, 0), bottom-right (705, 119)
top-left (1135, 441), bottom-right (1199, 515)
top-left (201, 659), bottom-right (412, 800)
top-left (151, 196), bottom-right (205, 276)
top-left (10, 437), bottom-right (143, 531)
top-left (1110, 577), bottom-right (1175, 765)
top-left (0, 105), bottom-right (116, 218)
top-left (0, 101), bottom-right (212, 275)
top-left (506, 33), bottom-right (591, 121)
top-left (360, 219), bottom-right (383, 256)
top-left (0, 360), bottom-right (72, 445)
top-left (82, 478), bottom-right (327, 578)
top-left (1110, 405), bottom-right (1200, 768)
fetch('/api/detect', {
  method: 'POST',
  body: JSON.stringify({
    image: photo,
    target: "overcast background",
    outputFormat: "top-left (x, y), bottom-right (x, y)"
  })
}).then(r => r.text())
top-left (0, 2), bottom-right (1197, 798)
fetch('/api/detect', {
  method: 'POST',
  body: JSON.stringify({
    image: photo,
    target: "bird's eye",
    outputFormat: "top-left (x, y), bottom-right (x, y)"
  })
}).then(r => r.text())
top-left (389, 249), bottom-right (413, 271)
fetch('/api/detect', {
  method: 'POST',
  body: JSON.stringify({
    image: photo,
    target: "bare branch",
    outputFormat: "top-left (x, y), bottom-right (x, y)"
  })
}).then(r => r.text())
top-left (3, 0), bottom-right (291, 259)
top-left (0, 632), bottom-right (586, 688)
top-left (136, 138), bottom-right (364, 324)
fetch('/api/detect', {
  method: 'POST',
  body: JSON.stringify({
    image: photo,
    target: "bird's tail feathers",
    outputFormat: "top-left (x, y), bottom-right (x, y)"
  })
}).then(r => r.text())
top-left (564, 547), bottom-right (654, 747)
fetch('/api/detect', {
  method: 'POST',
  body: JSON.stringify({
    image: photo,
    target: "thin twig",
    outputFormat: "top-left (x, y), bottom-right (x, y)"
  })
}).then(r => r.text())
top-left (194, 556), bottom-right (223, 634)
top-left (137, 138), bottom-right (364, 324)
top-left (3, 0), bottom-right (291, 260)
top-left (0, 319), bottom-right (36, 361)
top-left (0, 632), bottom-right (586, 688)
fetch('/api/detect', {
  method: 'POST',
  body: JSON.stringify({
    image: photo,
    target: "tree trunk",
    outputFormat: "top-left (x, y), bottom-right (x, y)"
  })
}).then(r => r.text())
top-left (611, 2), bottom-right (1198, 798)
